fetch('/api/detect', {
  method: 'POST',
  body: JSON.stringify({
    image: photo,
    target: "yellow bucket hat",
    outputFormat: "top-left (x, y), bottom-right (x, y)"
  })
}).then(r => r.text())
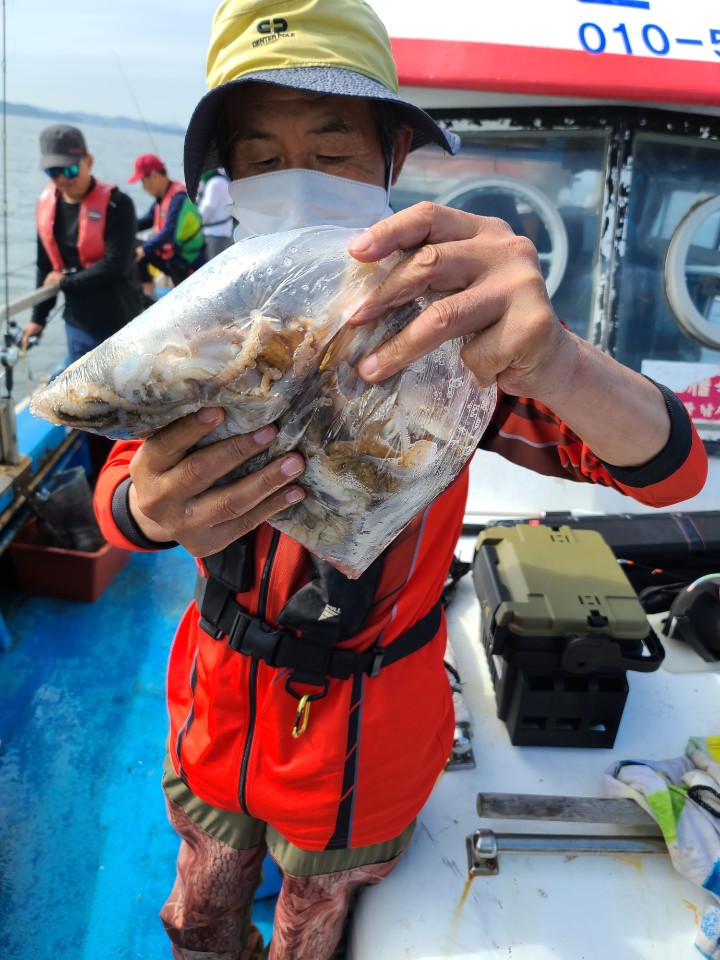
top-left (183, 0), bottom-right (459, 199)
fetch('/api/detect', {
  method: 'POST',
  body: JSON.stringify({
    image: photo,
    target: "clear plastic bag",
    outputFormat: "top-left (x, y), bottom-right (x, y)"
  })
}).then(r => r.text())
top-left (261, 295), bottom-right (496, 576)
top-left (30, 226), bottom-right (496, 576)
top-left (31, 226), bottom-right (391, 442)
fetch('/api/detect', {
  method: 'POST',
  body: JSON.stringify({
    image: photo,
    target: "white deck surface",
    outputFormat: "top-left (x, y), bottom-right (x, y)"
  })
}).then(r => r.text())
top-left (349, 535), bottom-right (720, 960)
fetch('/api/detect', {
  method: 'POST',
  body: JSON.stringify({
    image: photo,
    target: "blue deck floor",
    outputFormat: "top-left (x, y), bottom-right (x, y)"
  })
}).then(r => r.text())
top-left (0, 548), bottom-right (276, 960)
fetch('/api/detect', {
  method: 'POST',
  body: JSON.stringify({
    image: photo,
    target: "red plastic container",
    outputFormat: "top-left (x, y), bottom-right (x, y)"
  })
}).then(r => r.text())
top-left (10, 516), bottom-right (131, 602)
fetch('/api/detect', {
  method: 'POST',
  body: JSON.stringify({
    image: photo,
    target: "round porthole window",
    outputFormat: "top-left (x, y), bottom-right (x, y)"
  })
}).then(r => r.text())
top-left (435, 176), bottom-right (569, 298)
top-left (665, 194), bottom-right (720, 350)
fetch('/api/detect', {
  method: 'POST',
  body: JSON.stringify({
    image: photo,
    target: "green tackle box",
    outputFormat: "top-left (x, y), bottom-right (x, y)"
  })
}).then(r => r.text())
top-left (473, 524), bottom-right (665, 748)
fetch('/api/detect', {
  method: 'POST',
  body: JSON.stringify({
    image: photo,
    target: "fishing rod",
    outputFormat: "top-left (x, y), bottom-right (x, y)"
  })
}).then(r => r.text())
top-left (0, 0), bottom-right (16, 413)
top-left (2, 0), bottom-right (9, 337)
top-left (113, 51), bottom-right (160, 154)
top-left (0, 0), bottom-right (18, 461)
top-left (0, 0), bottom-right (42, 419)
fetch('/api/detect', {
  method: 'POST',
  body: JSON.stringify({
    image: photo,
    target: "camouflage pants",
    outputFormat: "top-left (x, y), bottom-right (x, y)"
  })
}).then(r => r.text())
top-left (160, 789), bottom-right (409, 960)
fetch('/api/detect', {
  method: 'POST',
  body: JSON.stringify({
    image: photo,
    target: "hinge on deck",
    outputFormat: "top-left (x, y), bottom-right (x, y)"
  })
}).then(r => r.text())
top-left (445, 723), bottom-right (476, 771)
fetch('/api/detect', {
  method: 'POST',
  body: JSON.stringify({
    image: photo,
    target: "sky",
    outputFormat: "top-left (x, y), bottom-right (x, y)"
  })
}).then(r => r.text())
top-left (4, 1), bottom-right (222, 128)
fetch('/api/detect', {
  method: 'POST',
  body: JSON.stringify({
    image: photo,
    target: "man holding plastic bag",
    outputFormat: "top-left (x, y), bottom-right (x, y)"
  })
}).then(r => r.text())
top-left (92, 1), bottom-right (708, 957)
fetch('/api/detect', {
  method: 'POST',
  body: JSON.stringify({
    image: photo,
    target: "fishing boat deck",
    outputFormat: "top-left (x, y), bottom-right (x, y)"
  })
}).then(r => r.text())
top-left (0, 547), bottom-right (276, 959)
top-left (1, 515), bottom-right (719, 959)
top-left (1, 421), bottom-right (718, 960)
top-left (349, 535), bottom-right (720, 960)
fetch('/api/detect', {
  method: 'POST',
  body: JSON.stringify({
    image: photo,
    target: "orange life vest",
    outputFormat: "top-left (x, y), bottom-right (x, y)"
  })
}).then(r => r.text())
top-left (94, 384), bottom-right (709, 852)
top-left (160, 466), bottom-right (469, 851)
top-left (36, 179), bottom-right (113, 271)
top-left (153, 180), bottom-right (187, 261)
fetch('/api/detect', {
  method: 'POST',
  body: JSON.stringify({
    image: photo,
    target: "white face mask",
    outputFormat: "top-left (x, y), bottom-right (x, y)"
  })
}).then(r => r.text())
top-left (227, 167), bottom-right (393, 241)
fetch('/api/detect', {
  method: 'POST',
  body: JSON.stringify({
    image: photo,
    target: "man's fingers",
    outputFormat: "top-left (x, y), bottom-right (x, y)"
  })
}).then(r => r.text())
top-left (357, 280), bottom-right (516, 381)
top-left (187, 499), bottom-right (298, 558)
top-left (348, 239), bottom-right (487, 326)
top-left (190, 457), bottom-right (305, 535)
top-left (349, 209), bottom-right (552, 386)
top-left (137, 408), bottom-right (226, 476)
top-left (348, 212), bottom-right (524, 330)
top-left (349, 202), bottom-right (485, 261)
top-left (139, 410), bottom-right (280, 485)
top-left (154, 459), bottom-right (306, 558)
top-left (136, 418), bottom-right (283, 498)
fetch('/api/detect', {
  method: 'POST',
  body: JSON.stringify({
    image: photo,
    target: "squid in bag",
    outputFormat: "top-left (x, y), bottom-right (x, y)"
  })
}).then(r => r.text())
top-left (30, 226), bottom-right (497, 577)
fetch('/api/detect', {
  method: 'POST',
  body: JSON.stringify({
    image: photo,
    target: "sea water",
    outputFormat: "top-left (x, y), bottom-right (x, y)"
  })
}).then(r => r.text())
top-left (0, 113), bottom-right (184, 404)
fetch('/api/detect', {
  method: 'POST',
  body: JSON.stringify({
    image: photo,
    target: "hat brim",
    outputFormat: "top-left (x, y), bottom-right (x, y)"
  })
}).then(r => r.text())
top-left (183, 66), bottom-right (460, 201)
top-left (40, 153), bottom-right (82, 169)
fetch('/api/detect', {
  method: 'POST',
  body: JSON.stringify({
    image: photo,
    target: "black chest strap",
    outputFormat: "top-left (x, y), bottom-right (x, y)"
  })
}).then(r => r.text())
top-left (194, 572), bottom-right (442, 689)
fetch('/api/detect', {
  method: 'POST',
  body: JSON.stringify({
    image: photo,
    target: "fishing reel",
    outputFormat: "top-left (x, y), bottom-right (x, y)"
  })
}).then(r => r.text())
top-left (1, 322), bottom-right (40, 398)
top-left (1, 322), bottom-right (40, 368)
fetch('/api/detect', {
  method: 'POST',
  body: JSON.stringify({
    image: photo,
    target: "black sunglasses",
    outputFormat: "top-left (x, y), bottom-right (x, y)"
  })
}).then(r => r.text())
top-left (44, 164), bottom-right (80, 179)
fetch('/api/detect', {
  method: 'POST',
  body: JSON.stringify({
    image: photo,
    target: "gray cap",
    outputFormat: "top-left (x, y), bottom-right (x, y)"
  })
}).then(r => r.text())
top-left (39, 125), bottom-right (88, 169)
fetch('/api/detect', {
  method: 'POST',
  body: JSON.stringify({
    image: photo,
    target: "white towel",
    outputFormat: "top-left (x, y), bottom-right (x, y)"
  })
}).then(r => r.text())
top-left (604, 735), bottom-right (720, 959)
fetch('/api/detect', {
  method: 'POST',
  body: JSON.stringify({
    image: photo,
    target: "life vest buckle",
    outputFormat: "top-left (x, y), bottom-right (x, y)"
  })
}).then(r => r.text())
top-left (285, 674), bottom-right (329, 702)
top-left (197, 616), bottom-right (225, 641)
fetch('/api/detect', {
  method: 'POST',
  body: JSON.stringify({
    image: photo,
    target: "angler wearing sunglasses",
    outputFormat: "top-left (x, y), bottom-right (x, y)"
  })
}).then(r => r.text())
top-left (22, 125), bottom-right (142, 368)
top-left (22, 124), bottom-right (144, 475)
top-left (43, 163), bottom-right (81, 180)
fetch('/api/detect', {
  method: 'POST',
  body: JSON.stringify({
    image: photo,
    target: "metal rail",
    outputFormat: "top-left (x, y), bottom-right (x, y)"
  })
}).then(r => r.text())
top-left (0, 284), bottom-right (58, 323)
top-left (476, 791), bottom-right (657, 826)
top-left (466, 829), bottom-right (668, 876)
top-left (1, 285), bottom-right (61, 464)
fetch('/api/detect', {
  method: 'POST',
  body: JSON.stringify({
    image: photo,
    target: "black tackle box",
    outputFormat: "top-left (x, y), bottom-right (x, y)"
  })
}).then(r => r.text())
top-left (473, 524), bottom-right (665, 749)
top-left (483, 511), bottom-right (720, 593)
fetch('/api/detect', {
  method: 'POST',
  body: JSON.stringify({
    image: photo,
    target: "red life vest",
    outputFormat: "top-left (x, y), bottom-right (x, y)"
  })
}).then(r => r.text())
top-left (153, 180), bottom-right (187, 261)
top-left (36, 179), bottom-right (114, 272)
top-left (94, 390), bottom-right (709, 851)
top-left (152, 466), bottom-right (469, 852)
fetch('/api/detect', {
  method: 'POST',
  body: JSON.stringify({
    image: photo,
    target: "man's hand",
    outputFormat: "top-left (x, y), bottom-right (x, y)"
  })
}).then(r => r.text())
top-left (43, 270), bottom-right (64, 288)
top-left (20, 321), bottom-right (44, 348)
top-left (347, 202), bottom-right (564, 399)
top-left (135, 245), bottom-right (146, 262)
top-left (128, 408), bottom-right (306, 557)
top-left (347, 202), bottom-right (672, 468)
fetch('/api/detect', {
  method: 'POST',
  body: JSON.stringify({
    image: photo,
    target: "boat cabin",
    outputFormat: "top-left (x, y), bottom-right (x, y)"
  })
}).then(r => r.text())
top-left (378, 0), bottom-right (720, 519)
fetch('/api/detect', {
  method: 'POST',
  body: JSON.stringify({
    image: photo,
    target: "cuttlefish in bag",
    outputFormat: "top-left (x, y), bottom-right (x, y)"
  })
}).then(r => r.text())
top-left (31, 226), bottom-right (497, 577)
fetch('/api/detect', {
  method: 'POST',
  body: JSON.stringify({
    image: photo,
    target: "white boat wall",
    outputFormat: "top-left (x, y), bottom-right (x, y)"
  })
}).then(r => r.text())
top-left (349, 3), bottom-right (720, 958)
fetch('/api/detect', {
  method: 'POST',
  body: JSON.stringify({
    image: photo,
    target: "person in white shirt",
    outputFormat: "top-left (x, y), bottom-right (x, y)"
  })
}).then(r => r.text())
top-left (196, 168), bottom-right (233, 258)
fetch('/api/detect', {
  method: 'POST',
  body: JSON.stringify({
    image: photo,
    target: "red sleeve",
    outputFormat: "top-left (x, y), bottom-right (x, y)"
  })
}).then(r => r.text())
top-left (480, 384), bottom-right (707, 507)
top-left (93, 439), bottom-right (152, 550)
top-left (610, 427), bottom-right (707, 507)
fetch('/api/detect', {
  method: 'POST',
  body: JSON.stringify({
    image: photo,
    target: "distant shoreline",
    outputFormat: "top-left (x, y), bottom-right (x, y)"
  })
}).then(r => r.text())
top-left (4, 101), bottom-right (184, 137)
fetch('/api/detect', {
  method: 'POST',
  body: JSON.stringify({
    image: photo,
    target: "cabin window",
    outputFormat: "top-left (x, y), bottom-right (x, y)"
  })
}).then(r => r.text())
top-left (665, 194), bottom-right (720, 353)
top-left (434, 176), bottom-right (569, 298)
top-left (390, 131), bottom-right (608, 342)
top-left (613, 133), bottom-right (720, 372)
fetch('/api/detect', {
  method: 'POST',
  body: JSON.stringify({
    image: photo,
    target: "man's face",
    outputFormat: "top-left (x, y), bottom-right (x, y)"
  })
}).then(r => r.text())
top-left (141, 170), bottom-right (165, 198)
top-left (50, 155), bottom-right (93, 203)
top-left (223, 85), bottom-right (388, 186)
